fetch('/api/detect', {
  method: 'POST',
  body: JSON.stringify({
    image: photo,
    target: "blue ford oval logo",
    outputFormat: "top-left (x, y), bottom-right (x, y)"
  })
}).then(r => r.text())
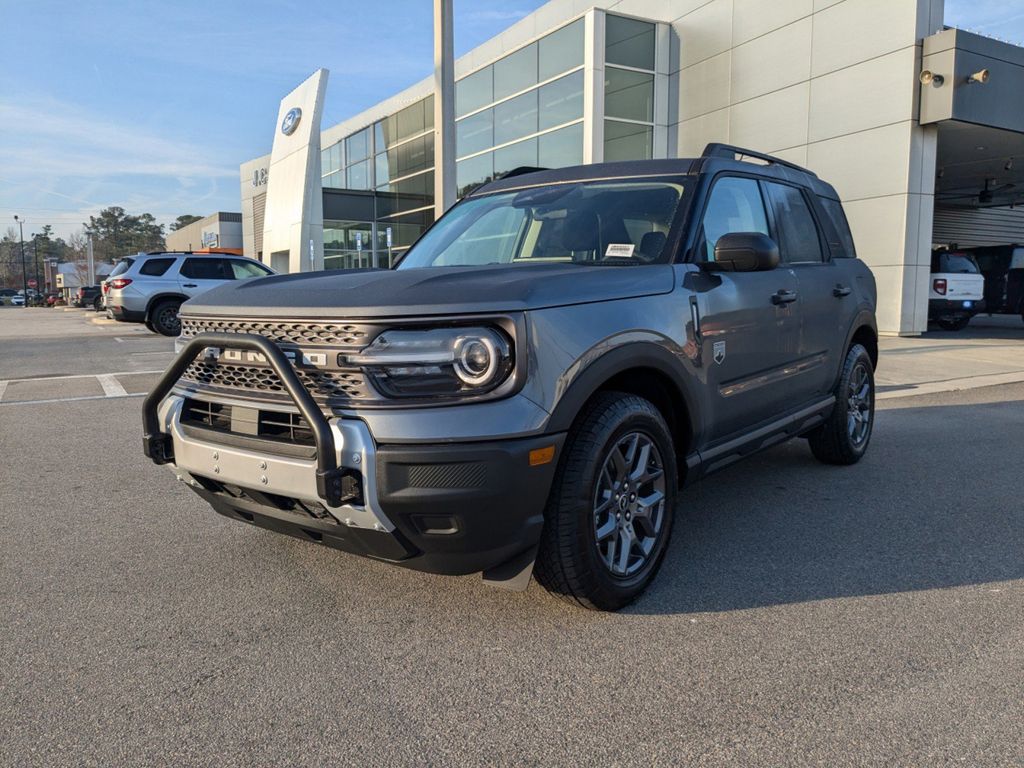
top-left (281, 107), bottom-right (302, 136)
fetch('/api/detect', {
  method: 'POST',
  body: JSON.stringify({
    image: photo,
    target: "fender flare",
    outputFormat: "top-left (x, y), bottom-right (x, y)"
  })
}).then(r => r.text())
top-left (545, 341), bottom-right (702, 444)
top-left (144, 293), bottom-right (189, 318)
top-left (835, 308), bottom-right (878, 384)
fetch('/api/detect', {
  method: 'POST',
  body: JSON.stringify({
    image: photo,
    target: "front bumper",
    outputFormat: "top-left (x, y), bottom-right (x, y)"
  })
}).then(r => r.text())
top-left (144, 332), bottom-right (564, 576)
top-left (156, 394), bottom-right (564, 574)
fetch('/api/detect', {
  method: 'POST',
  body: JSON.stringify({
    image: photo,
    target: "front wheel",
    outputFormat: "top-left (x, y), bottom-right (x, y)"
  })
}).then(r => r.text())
top-left (535, 392), bottom-right (677, 611)
top-left (808, 344), bottom-right (874, 465)
top-left (149, 299), bottom-right (181, 336)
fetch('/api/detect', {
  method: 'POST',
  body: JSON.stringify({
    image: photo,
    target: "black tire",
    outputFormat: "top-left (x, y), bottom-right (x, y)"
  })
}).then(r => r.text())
top-left (936, 315), bottom-right (971, 331)
top-left (808, 344), bottom-right (874, 465)
top-left (93, 296), bottom-right (103, 312)
top-left (149, 299), bottom-right (181, 336)
top-left (535, 392), bottom-right (677, 611)
top-left (144, 317), bottom-right (157, 334)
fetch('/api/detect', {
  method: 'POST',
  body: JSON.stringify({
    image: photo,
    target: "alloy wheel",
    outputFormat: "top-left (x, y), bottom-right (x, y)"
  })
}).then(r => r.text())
top-left (593, 431), bottom-right (667, 578)
top-left (847, 361), bottom-right (872, 446)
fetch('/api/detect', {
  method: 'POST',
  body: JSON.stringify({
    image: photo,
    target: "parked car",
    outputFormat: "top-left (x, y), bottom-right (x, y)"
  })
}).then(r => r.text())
top-left (0, 288), bottom-right (17, 306)
top-left (928, 249), bottom-right (985, 330)
top-left (9, 293), bottom-right (25, 306)
top-left (72, 285), bottom-right (104, 310)
top-left (966, 244), bottom-right (1024, 321)
top-left (143, 145), bottom-right (878, 611)
top-left (106, 252), bottom-right (274, 336)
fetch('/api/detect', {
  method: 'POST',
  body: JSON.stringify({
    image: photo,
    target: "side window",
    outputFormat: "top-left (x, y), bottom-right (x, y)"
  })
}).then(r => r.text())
top-left (699, 177), bottom-right (769, 261)
top-left (764, 183), bottom-right (824, 263)
top-left (819, 197), bottom-right (856, 258)
top-left (138, 257), bottom-right (176, 277)
top-left (180, 258), bottom-right (231, 280)
top-left (229, 260), bottom-right (271, 279)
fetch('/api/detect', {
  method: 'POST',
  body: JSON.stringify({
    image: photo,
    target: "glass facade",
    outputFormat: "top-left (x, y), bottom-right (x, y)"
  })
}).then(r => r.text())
top-left (314, 12), bottom-right (657, 270)
top-left (603, 15), bottom-right (656, 162)
top-left (455, 18), bottom-right (585, 197)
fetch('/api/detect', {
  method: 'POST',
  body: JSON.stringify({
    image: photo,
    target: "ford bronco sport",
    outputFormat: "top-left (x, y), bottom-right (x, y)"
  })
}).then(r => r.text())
top-left (143, 144), bottom-right (878, 611)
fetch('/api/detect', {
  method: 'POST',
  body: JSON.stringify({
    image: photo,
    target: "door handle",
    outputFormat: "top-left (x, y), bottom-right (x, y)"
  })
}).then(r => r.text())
top-left (833, 284), bottom-right (852, 297)
top-left (182, 283), bottom-right (198, 288)
top-left (772, 289), bottom-right (798, 305)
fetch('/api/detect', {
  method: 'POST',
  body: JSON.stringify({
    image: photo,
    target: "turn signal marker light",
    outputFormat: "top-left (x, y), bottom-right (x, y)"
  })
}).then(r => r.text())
top-left (529, 445), bottom-right (556, 466)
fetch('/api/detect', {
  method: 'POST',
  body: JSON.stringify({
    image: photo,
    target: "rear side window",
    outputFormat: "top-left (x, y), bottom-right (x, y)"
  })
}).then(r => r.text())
top-left (229, 259), bottom-right (272, 279)
top-left (180, 258), bottom-right (232, 280)
top-left (764, 183), bottom-right (823, 263)
top-left (109, 257), bottom-right (135, 277)
top-left (819, 198), bottom-right (856, 258)
top-left (138, 257), bottom-right (176, 276)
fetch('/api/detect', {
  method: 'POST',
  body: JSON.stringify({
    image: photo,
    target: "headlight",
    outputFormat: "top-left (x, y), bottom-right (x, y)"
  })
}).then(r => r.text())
top-left (345, 327), bottom-right (513, 398)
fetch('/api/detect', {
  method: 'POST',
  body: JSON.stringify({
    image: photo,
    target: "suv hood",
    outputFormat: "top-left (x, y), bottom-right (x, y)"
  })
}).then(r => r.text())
top-left (182, 263), bottom-right (675, 318)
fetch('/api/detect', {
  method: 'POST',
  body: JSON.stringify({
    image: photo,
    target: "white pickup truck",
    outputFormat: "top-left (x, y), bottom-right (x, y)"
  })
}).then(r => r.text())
top-left (929, 250), bottom-right (985, 331)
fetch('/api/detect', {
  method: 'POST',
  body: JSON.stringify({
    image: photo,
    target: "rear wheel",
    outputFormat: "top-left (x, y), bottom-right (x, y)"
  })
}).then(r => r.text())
top-left (92, 296), bottom-right (103, 312)
top-left (535, 392), bottom-right (677, 611)
top-left (149, 299), bottom-right (181, 336)
top-left (808, 343), bottom-right (874, 465)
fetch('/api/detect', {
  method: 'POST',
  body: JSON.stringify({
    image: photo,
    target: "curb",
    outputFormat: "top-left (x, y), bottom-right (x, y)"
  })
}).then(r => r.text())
top-left (877, 371), bottom-right (1024, 400)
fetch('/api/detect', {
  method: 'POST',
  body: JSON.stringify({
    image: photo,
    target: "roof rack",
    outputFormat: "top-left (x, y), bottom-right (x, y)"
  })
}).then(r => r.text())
top-left (495, 165), bottom-right (549, 181)
top-left (701, 143), bottom-right (818, 178)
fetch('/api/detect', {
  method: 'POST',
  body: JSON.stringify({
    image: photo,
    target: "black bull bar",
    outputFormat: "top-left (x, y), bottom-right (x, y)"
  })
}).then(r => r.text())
top-left (141, 332), bottom-right (349, 507)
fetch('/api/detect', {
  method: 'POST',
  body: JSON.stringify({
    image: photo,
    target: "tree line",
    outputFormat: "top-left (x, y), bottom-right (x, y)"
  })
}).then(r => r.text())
top-left (0, 209), bottom-right (202, 289)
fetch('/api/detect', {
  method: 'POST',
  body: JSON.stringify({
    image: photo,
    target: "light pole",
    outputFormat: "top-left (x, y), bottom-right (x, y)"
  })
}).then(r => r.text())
top-left (13, 215), bottom-right (27, 309)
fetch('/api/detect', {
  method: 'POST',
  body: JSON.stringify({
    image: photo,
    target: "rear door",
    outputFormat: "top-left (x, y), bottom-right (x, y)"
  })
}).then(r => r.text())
top-left (762, 181), bottom-right (844, 399)
top-left (178, 257), bottom-right (234, 299)
top-left (690, 175), bottom-right (802, 442)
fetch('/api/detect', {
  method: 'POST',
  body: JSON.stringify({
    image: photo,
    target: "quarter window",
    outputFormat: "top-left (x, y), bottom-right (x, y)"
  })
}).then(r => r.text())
top-left (764, 183), bottom-right (823, 263)
top-left (699, 177), bottom-right (769, 261)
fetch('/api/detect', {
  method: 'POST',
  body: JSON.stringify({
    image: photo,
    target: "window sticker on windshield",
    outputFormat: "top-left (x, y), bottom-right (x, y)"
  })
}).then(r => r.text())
top-left (605, 244), bottom-right (635, 258)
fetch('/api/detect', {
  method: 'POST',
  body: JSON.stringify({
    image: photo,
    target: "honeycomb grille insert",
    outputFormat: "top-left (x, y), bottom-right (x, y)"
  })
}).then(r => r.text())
top-left (180, 316), bottom-right (374, 347)
top-left (180, 360), bottom-right (373, 403)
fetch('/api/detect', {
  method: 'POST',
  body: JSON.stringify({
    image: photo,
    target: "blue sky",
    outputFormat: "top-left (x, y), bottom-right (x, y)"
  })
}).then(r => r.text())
top-left (1, 0), bottom-right (1022, 240)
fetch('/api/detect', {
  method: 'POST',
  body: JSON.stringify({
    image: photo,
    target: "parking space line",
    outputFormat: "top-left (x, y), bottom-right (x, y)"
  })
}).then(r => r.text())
top-left (97, 373), bottom-right (128, 397)
top-left (0, 380), bottom-right (7, 403)
top-left (0, 392), bottom-right (146, 407)
top-left (0, 370), bottom-right (163, 384)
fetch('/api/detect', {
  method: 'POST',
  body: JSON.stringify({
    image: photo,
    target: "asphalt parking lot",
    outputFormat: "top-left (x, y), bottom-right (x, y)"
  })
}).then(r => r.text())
top-left (1, 307), bottom-right (1022, 766)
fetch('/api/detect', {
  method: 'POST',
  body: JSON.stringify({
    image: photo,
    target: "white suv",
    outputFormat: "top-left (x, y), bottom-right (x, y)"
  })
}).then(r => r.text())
top-left (105, 252), bottom-right (274, 335)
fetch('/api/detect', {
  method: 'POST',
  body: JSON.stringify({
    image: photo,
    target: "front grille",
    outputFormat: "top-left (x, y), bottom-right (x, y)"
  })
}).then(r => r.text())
top-left (180, 360), bottom-right (372, 403)
top-left (180, 316), bottom-right (376, 347)
top-left (181, 397), bottom-right (316, 447)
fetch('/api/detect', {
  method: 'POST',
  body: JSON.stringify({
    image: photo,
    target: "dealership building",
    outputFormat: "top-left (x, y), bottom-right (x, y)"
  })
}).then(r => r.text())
top-left (239, 0), bottom-right (1024, 335)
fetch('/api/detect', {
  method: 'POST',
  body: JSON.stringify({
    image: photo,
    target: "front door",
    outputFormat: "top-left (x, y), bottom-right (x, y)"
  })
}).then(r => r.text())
top-left (692, 176), bottom-right (802, 443)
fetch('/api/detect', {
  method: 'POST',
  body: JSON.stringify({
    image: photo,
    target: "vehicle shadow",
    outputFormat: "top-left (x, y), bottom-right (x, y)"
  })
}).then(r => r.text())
top-left (629, 396), bottom-right (1024, 615)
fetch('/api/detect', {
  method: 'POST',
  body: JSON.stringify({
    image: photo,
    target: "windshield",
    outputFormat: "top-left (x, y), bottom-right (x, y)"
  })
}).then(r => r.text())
top-left (109, 257), bottom-right (135, 277)
top-left (397, 180), bottom-right (686, 269)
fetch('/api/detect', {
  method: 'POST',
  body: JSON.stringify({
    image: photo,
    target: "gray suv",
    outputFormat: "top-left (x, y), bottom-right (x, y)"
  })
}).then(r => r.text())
top-left (106, 252), bottom-right (273, 335)
top-left (144, 145), bottom-right (877, 611)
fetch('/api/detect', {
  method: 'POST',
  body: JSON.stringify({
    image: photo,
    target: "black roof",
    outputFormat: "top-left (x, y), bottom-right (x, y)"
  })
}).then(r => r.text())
top-left (471, 143), bottom-right (840, 200)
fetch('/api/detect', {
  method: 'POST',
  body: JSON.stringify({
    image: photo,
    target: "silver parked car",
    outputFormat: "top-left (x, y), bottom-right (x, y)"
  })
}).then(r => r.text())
top-left (105, 252), bottom-right (274, 335)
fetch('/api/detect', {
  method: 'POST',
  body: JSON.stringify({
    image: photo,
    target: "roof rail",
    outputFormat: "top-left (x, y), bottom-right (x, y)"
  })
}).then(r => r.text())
top-left (495, 165), bottom-right (549, 181)
top-left (701, 143), bottom-right (818, 178)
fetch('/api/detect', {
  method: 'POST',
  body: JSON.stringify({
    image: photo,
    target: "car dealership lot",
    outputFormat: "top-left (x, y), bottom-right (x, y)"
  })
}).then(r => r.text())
top-left (1, 308), bottom-right (1022, 766)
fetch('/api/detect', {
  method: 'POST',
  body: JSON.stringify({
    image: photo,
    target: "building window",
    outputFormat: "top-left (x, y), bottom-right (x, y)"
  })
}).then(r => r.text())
top-left (604, 120), bottom-right (653, 162)
top-left (538, 70), bottom-right (584, 131)
top-left (539, 18), bottom-right (584, 81)
top-left (603, 15), bottom-right (656, 162)
top-left (605, 14), bottom-right (656, 71)
top-left (539, 122), bottom-right (584, 168)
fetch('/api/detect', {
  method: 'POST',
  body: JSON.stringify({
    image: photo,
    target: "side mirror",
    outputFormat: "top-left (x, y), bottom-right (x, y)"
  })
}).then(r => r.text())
top-left (704, 232), bottom-right (780, 272)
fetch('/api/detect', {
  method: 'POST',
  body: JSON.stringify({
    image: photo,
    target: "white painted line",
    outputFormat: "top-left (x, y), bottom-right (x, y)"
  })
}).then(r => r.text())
top-left (0, 370), bottom-right (163, 385)
top-left (0, 392), bottom-right (146, 407)
top-left (0, 380), bottom-right (7, 403)
top-left (97, 373), bottom-right (128, 397)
